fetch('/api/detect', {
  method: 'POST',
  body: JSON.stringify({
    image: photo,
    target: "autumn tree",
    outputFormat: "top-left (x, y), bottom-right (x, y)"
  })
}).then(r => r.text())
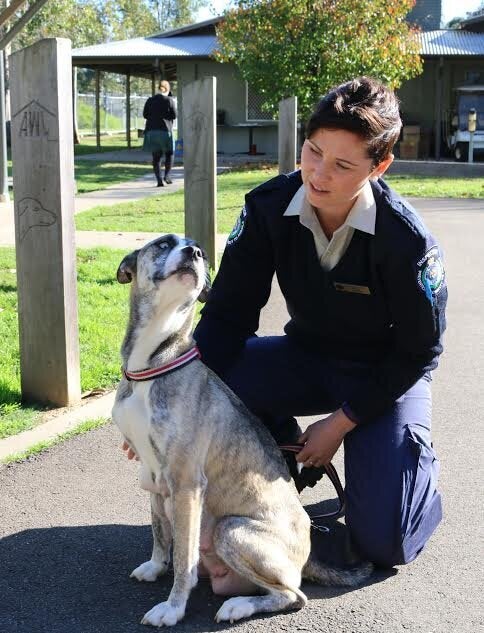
top-left (216, 0), bottom-right (423, 120)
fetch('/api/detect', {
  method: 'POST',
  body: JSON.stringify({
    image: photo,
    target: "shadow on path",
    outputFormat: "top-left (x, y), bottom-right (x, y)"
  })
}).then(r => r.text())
top-left (0, 521), bottom-right (388, 633)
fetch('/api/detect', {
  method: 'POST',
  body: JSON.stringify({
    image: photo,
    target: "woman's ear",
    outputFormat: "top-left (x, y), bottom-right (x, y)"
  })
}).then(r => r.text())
top-left (370, 154), bottom-right (394, 180)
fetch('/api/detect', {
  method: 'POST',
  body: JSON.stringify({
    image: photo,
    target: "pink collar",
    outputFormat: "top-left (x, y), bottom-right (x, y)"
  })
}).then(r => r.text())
top-left (122, 346), bottom-right (201, 382)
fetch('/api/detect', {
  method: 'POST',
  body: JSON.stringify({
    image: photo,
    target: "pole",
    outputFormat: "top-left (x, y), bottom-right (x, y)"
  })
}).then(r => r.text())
top-left (95, 68), bottom-right (100, 148)
top-left (0, 49), bottom-right (9, 202)
top-left (126, 71), bottom-right (131, 148)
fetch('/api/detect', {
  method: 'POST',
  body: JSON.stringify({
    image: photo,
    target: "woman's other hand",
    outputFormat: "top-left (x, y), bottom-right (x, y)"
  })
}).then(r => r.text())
top-left (296, 409), bottom-right (356, 468)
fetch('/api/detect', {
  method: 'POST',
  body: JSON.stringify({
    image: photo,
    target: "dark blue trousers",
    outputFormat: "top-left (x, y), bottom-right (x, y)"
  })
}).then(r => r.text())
top-left (217, 335), bottom-right (442, 568)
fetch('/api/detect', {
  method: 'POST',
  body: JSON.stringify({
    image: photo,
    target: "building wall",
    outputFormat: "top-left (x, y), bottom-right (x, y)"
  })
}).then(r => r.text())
top-left (176, 59), bottom-right (278, 154)
top-left (397, 58), bottom-right (484, 156)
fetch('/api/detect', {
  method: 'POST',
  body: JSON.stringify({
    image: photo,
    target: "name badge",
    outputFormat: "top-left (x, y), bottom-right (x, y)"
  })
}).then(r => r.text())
top-left (333, 282), bottom-right (371, 295)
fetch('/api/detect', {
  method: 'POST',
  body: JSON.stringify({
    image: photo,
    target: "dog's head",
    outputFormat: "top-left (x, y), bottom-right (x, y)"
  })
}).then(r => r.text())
top-left (116, 234), bottom-right (211, 304)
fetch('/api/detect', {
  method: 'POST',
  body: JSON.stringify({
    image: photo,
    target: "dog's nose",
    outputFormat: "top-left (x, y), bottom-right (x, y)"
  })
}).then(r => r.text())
top-left (181, 245), bottom-right (203, 259)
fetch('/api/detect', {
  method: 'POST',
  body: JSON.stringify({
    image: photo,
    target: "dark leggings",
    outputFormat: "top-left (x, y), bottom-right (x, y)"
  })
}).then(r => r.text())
top-left (152, 151), bottom-right (173, 183)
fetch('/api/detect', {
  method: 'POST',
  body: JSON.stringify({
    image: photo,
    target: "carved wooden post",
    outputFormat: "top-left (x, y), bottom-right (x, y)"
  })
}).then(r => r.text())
top-left (10, 38), bottom-right (81, 406)
top-left (278, 96), bottom-right (298, 175)
top-left (183, 77), bottom-right (217, 268)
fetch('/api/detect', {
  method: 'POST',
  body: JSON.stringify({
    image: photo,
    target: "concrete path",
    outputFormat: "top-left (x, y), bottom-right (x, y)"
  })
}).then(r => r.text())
top-left (0, 201), bottom-right (483, 632)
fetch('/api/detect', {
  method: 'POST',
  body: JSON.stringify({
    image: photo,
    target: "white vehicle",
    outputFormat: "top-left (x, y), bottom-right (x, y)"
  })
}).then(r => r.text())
top-left (445, 86), bottom-right (484, 161)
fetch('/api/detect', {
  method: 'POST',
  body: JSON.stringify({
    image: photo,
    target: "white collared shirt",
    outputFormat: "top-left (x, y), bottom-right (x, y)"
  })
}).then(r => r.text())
top-left (283, 182), bottom-right (376, 270)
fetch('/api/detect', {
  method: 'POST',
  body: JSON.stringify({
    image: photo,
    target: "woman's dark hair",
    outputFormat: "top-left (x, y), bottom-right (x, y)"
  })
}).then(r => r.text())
top-left (306, 77), bottom-right (402, 167)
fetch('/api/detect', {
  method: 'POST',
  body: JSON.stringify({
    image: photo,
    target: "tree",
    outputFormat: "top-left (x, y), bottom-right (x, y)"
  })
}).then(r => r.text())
top-left (216, 0), bottom-right (423, 121)
top-left (148, 0), bottom-right (208, 32)
top-left (3, 0), bottom-right (108, 51)
top-left (103, 0), bottom-right (158, 41)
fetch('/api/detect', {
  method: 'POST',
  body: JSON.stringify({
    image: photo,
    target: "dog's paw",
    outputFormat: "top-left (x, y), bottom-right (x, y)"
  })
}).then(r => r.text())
top-left (215, 596), bottom-right (255, 623)
top-left (130, 560), bottom-right (167, 582)
top-left (141, 601), bottom-right (184, 627)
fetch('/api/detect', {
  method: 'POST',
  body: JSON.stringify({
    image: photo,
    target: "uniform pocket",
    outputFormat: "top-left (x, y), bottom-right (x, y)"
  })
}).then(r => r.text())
top-left (400, 426), bottom-right (442, 563)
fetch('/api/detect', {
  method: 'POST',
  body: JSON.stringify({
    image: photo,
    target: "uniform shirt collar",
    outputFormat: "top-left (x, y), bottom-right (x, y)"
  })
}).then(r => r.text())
top-left (284, 181), bottom-right (376, 236)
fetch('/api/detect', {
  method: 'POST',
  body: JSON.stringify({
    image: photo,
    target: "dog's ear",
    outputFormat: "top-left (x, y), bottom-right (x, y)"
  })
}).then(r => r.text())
top-left (198, 268), bottom-right (211, 303)
top-left (117, 250), bottom-right (139, 284)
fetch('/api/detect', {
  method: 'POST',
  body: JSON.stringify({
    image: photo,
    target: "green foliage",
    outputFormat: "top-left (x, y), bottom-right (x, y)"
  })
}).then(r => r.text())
top-left (148, 0), bottom-right (207, 32)
top-left (216, 0), bottom-right (423, 121)
top-left (1, 0), bottom-right (209, 52)
top-left (6, 0), bottom-right (108, 50)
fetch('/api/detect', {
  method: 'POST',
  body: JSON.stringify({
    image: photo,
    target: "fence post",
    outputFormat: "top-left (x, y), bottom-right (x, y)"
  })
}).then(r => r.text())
top-left (183, 77), bottom-right (217, 268)
top-left (10, 38), bottom-right (81, 406)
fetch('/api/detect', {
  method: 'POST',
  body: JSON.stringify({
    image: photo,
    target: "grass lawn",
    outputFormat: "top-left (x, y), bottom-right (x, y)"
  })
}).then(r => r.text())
top-left (74, 160), bottom-right (151, 193)
top-left (0, 247), bottom-right (129, 439)
top-left (75, 168), bottom-right (484, 234)
top-left (75, 168), bottom-right (278, 233)
top-left (384, 174), bottom-right (484, 198)
top-left (74, 134), bottom-right (143, 155)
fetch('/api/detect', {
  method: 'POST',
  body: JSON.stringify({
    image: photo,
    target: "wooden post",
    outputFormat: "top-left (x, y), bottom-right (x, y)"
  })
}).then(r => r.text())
top-left (126, 71), bottom-right (131, 149)
top-left (183, 77), bottom-right (217, 268)
top-left (10, 38), bottom-right (81, 406)
top-left (278, 96), bottom-right (297, 175)
top-left (95, 68), bottom-right (100, 148)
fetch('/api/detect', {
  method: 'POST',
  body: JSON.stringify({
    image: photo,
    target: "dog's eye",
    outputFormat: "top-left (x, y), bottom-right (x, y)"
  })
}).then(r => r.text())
top-left (159, 242), bottom-right (169, 250)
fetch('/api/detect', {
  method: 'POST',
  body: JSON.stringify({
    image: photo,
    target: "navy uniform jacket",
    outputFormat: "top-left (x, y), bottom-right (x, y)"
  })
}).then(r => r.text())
top-left (194, 170), bottom-right (447, 424)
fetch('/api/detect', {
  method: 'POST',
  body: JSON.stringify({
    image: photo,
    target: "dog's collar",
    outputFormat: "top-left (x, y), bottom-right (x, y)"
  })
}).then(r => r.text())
top-left (122, 346), bottom-right (201, 382)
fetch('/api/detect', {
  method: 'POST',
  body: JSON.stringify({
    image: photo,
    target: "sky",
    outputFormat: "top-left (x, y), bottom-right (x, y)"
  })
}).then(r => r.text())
top-left (196, 0), bottom-right (484, 27)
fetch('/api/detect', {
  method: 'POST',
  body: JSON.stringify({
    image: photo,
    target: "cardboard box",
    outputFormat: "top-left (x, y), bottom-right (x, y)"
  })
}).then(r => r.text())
top-left (399, 139), bottom-right (419, 160)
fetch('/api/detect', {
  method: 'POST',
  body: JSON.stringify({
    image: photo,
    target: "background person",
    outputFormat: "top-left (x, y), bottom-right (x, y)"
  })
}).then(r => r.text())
top-left (193, 76), bottom-right (447, 568)
top-left (142, 80), bottom-right (177, 187)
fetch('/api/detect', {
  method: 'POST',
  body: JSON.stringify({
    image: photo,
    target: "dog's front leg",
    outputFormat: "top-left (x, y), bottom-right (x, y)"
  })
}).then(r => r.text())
top-left (131, 492), bottom-right (172, 582)
top-left (141, 478), bottom-right (205, 627)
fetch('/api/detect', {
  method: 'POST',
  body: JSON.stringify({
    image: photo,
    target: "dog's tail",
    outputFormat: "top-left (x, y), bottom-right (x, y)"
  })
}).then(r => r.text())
top-left (302, 554), bottom-right (373, 587)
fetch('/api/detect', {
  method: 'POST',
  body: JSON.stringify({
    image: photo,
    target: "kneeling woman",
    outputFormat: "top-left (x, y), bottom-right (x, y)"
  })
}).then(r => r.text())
top-left (194, 76), bottom-right (447, 568)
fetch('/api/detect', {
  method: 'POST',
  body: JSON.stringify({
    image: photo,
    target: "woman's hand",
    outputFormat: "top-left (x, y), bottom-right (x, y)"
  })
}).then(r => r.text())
top-left (296, 409), bottom-right (356, 468)
top-left (121, 440), bottom-right (139, 461)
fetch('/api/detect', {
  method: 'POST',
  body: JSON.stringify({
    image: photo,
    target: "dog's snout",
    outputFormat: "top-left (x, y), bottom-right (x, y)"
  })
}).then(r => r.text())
top-left (182, 245), bottom-right (203, 260)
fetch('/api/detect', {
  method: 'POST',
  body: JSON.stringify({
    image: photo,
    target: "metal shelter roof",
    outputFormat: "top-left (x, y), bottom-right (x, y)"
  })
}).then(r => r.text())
top-left (419, 30), bottom-right (484, 56)
top-left (73, 34), bottom-right (217, 60)
top-left (71, 22), bottom-right (484, 78)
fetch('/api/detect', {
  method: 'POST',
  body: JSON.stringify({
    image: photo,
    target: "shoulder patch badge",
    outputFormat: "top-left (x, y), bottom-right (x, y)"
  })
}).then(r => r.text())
top-left (227, 206), bottom-right (247, 246)
top-left (417, 246), bottom-right (445, 301)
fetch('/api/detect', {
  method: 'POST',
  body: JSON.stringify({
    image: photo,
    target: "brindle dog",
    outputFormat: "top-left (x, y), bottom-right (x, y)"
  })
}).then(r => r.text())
top-left (112, 234), bottom-right (372, 627)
